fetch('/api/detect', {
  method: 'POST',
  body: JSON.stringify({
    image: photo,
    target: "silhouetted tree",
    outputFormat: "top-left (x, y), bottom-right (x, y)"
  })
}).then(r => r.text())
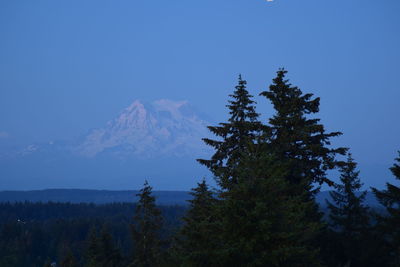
top-left (372, 151), bottom-right (400, 266)
top-left (99, 228), bottom-right (123, 267)
top-left (326, 153), bottom-right (370, 266)
top-left (131, 181), bottom-right (163, 267)
top-left (259, 68), bottom-right (347, 192)
top-left (259, 69), bottom-right (348, 261)
top-left (194, 72), bottom-right (333, 266)
top-left (174, 180), bottom-right (219, 266)
top-left (85, 227), bottom-right (122, 267)
top-left (85, 228), bottom-right (100, 267)
top-left (198, 75), bottom-right (262, 190)
top-left (215, 149), bottom-right (323, 266)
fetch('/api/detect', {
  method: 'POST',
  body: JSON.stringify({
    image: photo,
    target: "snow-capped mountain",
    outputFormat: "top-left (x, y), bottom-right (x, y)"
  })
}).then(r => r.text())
top-left (0, 100), bottom-right (214, 190)
top-left (76, 99), bottom-right (211, 158)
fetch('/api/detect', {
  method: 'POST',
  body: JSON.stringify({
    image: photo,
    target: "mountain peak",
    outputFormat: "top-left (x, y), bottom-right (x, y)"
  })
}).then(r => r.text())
top-left (77, 99), bottom-right (211, 158)
top-left (125, 100), bottom-right (145, 112)
top-left (153, 99), bottom-right (188, 109)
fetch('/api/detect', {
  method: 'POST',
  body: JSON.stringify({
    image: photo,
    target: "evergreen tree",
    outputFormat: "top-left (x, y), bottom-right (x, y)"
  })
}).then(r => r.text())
top-left (198, 75), bottom-right (262, 190)
top-left (131, 181), bottom-right (163, 267)
top-left (372, 151), bottom-right (400, 266)
top-left (327, 153), bottom-right (369, 234)
top-left (193, 71), bottom-right (339, 266)
top-left (259, 68), bottom-right (347, 192)
top-left (215, 149), bottom-right (323, 266)
top-left (85, 227), bottom-right (122, 267)
top-left (258, 68), bottom-right (347, 264)
top-left (174, 180), bottom-right (219, 266)
top-left (326, 153), bottom-right (370, 266)
top-left (98, 228), bottom-right (123, 267)
top-left (85, 228), bottom-right (100, 267)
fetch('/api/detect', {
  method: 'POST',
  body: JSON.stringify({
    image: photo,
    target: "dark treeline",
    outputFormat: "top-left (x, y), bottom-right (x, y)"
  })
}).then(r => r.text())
top-left (1, 69), bottom-right (399, 266)
top-left (0, 202), bottom-right (186, 266)
top-left (0, 199), bottom-right (391, 267)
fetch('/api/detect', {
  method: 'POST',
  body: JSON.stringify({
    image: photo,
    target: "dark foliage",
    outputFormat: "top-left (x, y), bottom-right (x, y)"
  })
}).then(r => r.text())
top-left (260, 68), bottom-right (347, 191)
top-left (172, 180), bottom-right (219, 266)
top-left (325, 153), bottom-right (372, 266)
top-left (0, 202), bottom-right (185, 267)
top-left (130, 181), bottom-right (164, 267)
top-left (1, 70), bottom-right (398, 267)
top-left (198, 75), bottom-right (262, 190)
top-left (85, 227), bottom-right (123, 267)
top-left (372, 151), bottom-right (400, 266)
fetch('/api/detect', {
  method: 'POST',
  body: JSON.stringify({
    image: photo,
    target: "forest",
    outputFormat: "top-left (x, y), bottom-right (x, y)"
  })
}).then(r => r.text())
top-left (1, 69), bottom-right (399, 267)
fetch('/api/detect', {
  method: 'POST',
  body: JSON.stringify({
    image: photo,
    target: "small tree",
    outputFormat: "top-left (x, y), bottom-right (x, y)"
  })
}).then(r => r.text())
top-left (327, 153), bottom-right (369, 234)
top-left (326, 153), bottom-right (370, 266)
top-left (85, 227), bottom-right (122, 267)
top-left (98, 228), bottom-right (123, 267)
top-left (372, 151), bottom-right (400, 266)
top-left (131, 181), bottom-right (163, 267)
top-left (85, 228), bottom-right (100, 267)
top-left (175, 180), bottom-right (218, 266)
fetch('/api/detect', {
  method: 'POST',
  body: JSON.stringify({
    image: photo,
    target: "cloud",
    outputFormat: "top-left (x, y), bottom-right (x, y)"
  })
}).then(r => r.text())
top-left (0, 131), bottom-right (9, 138)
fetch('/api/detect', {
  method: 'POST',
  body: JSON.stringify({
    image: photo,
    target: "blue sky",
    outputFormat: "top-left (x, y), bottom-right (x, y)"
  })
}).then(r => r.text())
top-left (0, 0), bottom-right (399, 189)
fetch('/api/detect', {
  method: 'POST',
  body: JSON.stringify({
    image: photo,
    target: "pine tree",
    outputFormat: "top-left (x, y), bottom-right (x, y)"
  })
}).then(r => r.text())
top-left (258, 68), bottom-right (347, 264)
top-left (98, 228), bottom-right (123, 267)
top-left (372, 151), bottom-right (400, 266)
top-left (326, 153), bottom-right (370, 266)
top-left (85, 228), bottom-right (100, 267)
top-left (131, 181), bottom-right (163, 267)
top-left (85, 227), bottom-right (123, 267)
top-left (193, 71), bottom-right (336, 266)
top-left (259, 68), bottom-right (347, 192)
top-left (216, 149), bottom-right (323, 267)
top-left (198, 75), bottom-right (262, 190)
top-left (327, 154), bottom-right (369, 234)
top-left (174, 180), bottom-right (219, 266)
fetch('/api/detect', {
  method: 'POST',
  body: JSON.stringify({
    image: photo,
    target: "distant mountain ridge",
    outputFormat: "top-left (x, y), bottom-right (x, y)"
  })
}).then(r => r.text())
top-left (0, 189), bottom-right (191, 205)
top-left (0, 189), bottom-right (382, 207)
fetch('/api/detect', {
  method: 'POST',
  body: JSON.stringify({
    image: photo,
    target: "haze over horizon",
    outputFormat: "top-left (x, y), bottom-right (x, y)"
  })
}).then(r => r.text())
top-left (0, 0), bottom-right (399, 190)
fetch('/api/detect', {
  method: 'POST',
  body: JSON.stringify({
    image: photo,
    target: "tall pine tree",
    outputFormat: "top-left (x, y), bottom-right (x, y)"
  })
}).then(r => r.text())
top-left (193, 71), bottom-right (337, 266)
top-left (326, 153), bottom-right (370, 267)
top-left (259, 68), bottom-right (347, 264)
top-left (131, 181), bottom-right (163, 267)
top-left (198, 75), bottom-right (262, 190)
top-left (259, 68), bottom-right (346, 192)
top-left (372, 151), bottom-right (400, 266)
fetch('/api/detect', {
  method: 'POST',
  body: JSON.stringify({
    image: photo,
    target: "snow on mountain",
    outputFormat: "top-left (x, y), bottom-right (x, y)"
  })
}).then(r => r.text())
top-left (76, 99), bottom-right (212, 158)
top-left (0, 99), bottom-right (215, 190)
